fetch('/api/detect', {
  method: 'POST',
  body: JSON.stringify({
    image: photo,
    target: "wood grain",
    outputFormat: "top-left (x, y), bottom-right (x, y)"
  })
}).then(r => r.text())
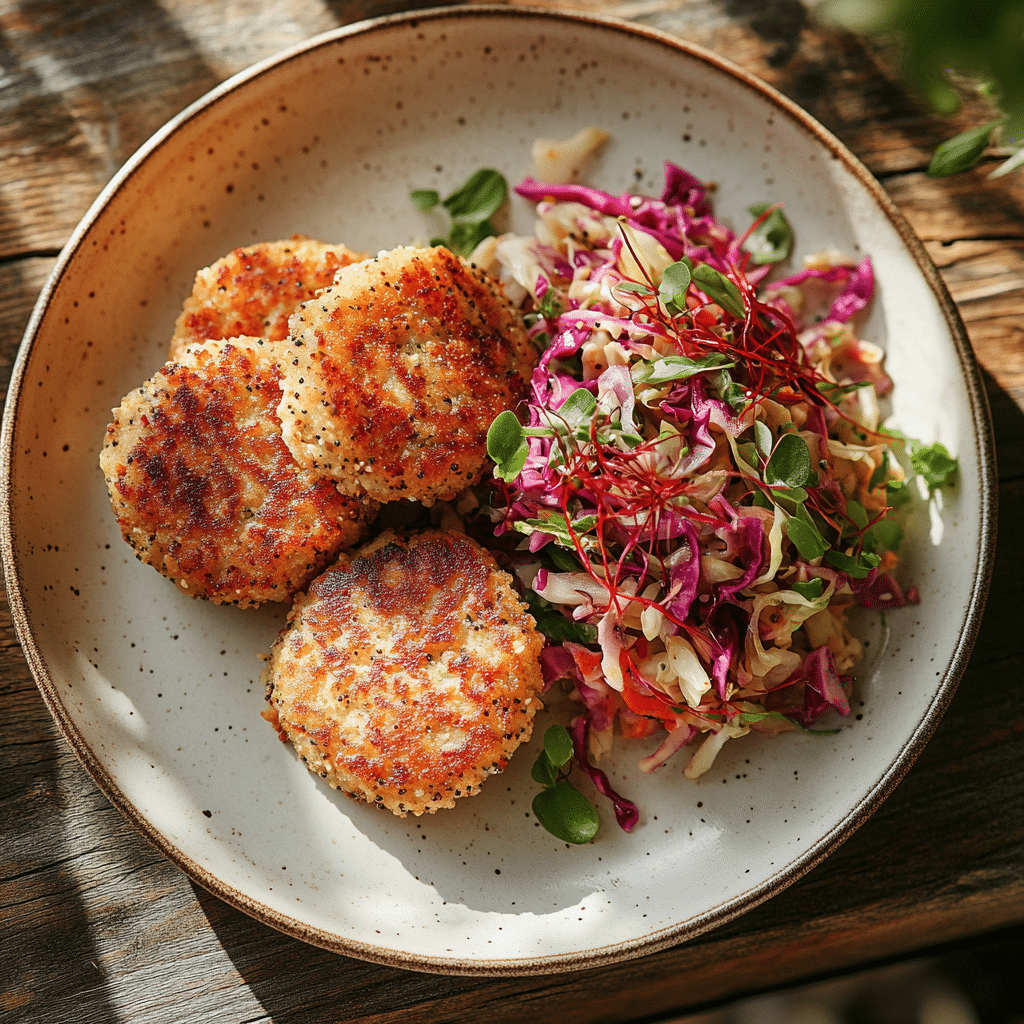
top-left (1, 1), bottom-right (1022, 1022)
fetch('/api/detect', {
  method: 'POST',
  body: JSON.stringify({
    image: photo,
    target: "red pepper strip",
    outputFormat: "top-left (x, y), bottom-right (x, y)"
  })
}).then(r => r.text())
top-left (618, 649), bottom-right (678, 721)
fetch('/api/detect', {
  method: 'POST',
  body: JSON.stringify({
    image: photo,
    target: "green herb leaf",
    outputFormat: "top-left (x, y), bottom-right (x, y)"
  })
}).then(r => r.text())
top-left (525, 592), bottom-right (598, 644)
top-left (928, 121), bottom-right (1003, 177)
top-left (746, 203), bottom-right (794, 264)
top-left (868, 450), bottom-right (890, 492)
top-left (689, 260), bottom-right (745, 318)
top-left (557, 387), bottom-right (598, 428)
top-left (816, 379), bottom-right (871, 399)
top-left (738, 709), bottom-right (839, 734)
top-left (786, 511), bottom-right (829, 561)
top-left (446, 219), bottom-right (496, 257)
top-left (531, 750), bottom-right (559, 788)
top-left (486, 410), bottom-right (528, 482)
top-left (631, 353), bottom-right (733, 385)
top-left (765, 433), bottom-right (813, 489)
top-left (792, 577), bottom-right (825, 601)
top-left (887, 478), bottom-right (913, 508)
top-left (441, 168), bottom-right (507, 222)
top-left (824, 549), bottom-right (882, 579)
top-left (910, 440), bottom-right (959, 491)
top-left (753, 420), bottom-right (774, 460)
top-left (412, 168), bottom-right (508, 256)
top-left (864, 516), bottom-right (904, 554)
top-left (615, 281), bottom-right (656, 295)
top-left (513, 509), bottom-right (596, 548)
top-left (532, 780), bottom-right (600, 844)
top-left (658, 260), bottom-right (692, 313)
top-left (409, 188), bottom-right (440, 210)
top-left (543, 725), bottom-right (575, 768)
top-left (543, 545), bottom-right (583, 573)
top-left (846, 500), bottom-right (869, 530)
top-left (537, 288), bottom-right (566, 321)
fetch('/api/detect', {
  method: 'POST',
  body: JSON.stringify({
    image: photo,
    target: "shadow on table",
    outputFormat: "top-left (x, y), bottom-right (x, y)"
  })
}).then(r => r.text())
top-left (193, 882), bottom-right (495, 1024)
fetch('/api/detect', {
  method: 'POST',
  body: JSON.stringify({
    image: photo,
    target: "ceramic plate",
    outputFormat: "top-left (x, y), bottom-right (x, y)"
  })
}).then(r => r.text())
top-left (0, 6), bottom-right (995, 975)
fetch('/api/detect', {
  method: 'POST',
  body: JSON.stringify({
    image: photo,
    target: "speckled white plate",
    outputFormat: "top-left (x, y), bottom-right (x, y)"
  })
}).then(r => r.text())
top-left (0, 6), bottom-right (995, 975)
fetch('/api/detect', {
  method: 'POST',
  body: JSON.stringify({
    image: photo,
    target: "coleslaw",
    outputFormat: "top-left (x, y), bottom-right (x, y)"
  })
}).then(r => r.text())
top-left (458, 159), bottom-right (954, 833)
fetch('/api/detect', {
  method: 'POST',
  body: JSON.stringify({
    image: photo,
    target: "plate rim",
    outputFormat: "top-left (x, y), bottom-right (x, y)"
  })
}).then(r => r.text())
top-left (0, 3), bottom-right (998, 976)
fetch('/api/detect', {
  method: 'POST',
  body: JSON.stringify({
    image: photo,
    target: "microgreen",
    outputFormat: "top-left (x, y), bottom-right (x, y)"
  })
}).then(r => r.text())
top-left (410, 167), bottom-right (508, 256)
top-left (746, 203), bottom-right (794, 264)
top-left (845, 500), bottom-right (869, 531)
top-left (486, 409), bottom-right (528, 482)
top-left (409, 188), bottom-right (440, 210)
top-left (864, 516), bottom-right (904, 554)
top-left (823, 548), bottom-right (881, 579)
top-left (786, 505), bottom-right (829, 561)
top-left (886, 477), bottom-right (912, 508)
top-left (738, 709), bottom-right (839, 734)
top-left (815, 379), bottom-right (871, 399)
top-left (910, 440), bottom-right (959, 492)
top-left (684, 257), bottom-right (745, 317)
top-left (558, 388), bottom-right (598, 429)
top-left (537, 288), bottom-right (566, 321)
top-left (658, 260), bottom-right (692, 314)
top-left (753, 420), bottom-right (774, 460)
top-left (792, 577), bottom-right (825, 601)
top-left (513, 509), bottom-right (598, 547)
top-left (543, 545), bottom-right (585, 573)
top-left (531, 725), bottom-right (600, 844)
top-left (765, 433), bottom-right (813, 490)
top-left (868, 450), bottom-right (890, 492)
top-left (526, 593), bottom-right (598, 643)
top-left (631, 352), bottom-right (733, 385)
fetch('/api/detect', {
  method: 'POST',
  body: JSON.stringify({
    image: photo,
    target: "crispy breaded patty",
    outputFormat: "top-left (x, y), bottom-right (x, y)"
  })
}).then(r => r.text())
top-left (168, 235), bottom-right (366, 361)
top-left (100, 337), bottom-right (377, 607)
top-left (277, 245), bottom-right (535, 505)
top-left (261, 529), bottom-right (545, 816)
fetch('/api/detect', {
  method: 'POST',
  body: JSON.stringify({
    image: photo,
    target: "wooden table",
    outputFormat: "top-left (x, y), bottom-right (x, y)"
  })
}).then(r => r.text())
top-left (2, 2), bottom-right (1021, 1021)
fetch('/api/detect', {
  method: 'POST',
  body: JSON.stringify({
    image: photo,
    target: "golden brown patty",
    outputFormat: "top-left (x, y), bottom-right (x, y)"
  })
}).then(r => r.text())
top-left (100, 337), bottom-right (377, 607)
top-left (261, 529), bottom-right (545, 815)
top-left (277, 245), bottom-right (535, 505)
top-left (168, 235), bottom-right (366, 361)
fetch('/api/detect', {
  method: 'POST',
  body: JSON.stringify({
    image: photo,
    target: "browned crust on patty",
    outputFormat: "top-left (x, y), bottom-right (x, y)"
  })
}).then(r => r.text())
top-left (100, 337), bottom-right (377, 607)
top-left (277, 245), bottom-right (535, 505)
top-left (261, 529), bottom-right (545, 815)
top-left (169, 235), bottom-right (366, 361)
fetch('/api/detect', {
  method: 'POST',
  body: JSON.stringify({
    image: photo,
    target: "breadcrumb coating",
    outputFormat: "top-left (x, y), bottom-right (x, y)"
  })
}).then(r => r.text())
top-left (261, 529), bottom-right (545, 815)
top-left (169, 235), bottom-right (365, 361)
top-left (277, 245), bottom-right (535, 505)
top-left (100, 337), bottom-right (377, 607)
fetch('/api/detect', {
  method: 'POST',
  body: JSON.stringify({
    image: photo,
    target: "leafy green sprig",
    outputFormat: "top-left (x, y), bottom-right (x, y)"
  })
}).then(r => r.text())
top-left (531, 725), bottom-right (600, 844)
top-left (410, 168), bottom-right (508, 256)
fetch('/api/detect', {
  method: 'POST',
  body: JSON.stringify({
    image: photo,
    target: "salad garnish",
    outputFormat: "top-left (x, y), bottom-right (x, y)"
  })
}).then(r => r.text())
top-left (416, 156), bottom-right (959, 843)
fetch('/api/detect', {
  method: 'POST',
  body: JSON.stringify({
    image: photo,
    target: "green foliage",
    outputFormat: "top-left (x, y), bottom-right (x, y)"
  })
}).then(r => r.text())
top-left (658, 260), bottom-right (692, 314)
top-left (746, 203), bottom-right (794, 264)
top-left (910, 439), bottom-right (959, 491)
top-left (486, 409), bottom-right (528, 482)
top-left (410, 168), bottom-right (508, 255)
top-left (530, 726), bottom-right (600, 844)
top-left (817, 0), bottom-right (1024, 175)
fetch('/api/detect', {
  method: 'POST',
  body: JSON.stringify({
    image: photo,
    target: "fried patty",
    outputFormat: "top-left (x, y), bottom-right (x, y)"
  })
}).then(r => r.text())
top-left (277, 245), bottom-right (535, 505)
top-left (100, 337), bottom-right (377, 607)
top-left (261, 529), bottom-right (545, 816)
top-left (168, 235), bottom-right (366, 361)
